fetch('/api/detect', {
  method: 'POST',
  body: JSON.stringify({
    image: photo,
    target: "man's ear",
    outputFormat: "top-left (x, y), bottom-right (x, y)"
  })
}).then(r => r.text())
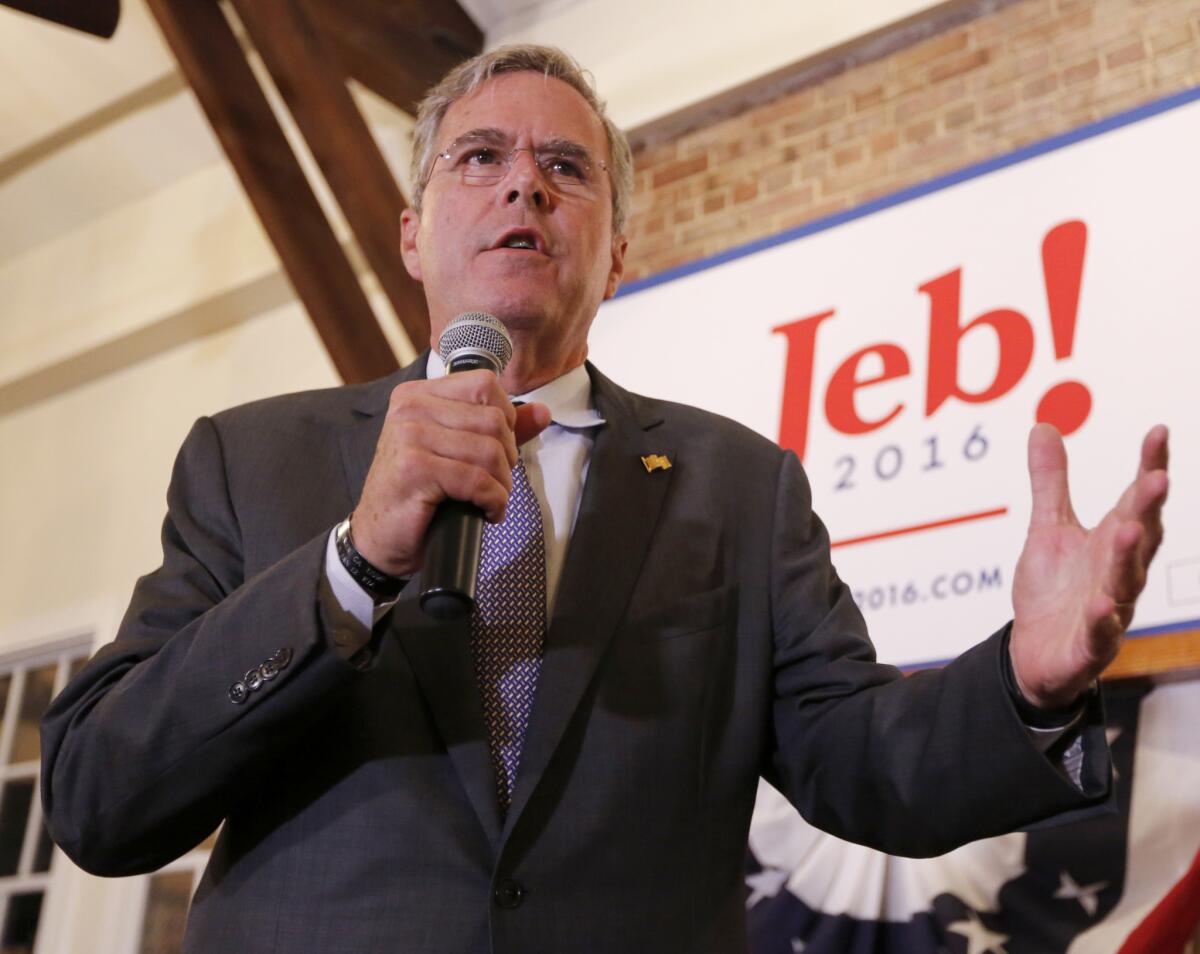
top-left (400, 208), bottom-right (424, 283)
top-left (603, 233), bottom-right (628, 300)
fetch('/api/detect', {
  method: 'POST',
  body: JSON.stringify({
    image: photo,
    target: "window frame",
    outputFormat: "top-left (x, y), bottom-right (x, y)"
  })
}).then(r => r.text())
top-left (0, 634), bottom-right (92, 954)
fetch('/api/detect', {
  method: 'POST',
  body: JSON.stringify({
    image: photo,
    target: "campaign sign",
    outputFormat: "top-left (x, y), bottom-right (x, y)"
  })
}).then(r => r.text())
top-left (590, 88), bottom-right (1200, 668)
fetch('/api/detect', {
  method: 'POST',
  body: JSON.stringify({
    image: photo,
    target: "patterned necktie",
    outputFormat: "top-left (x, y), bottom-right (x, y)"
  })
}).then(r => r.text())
top-left (470, 454), bottom-right (547, 813)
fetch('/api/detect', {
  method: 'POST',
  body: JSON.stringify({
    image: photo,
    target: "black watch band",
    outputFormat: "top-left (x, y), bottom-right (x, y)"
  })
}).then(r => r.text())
top-left (335, 516), bottom-right (406, 601)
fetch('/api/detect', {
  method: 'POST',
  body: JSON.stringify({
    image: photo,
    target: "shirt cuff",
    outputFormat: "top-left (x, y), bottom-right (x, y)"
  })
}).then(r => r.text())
top-left (322, 528), bottom-right (402, 662)
top-left (1024, 715), bottom-right (1084, 753)
top-left (999, 624), bottom-right (1092, 789)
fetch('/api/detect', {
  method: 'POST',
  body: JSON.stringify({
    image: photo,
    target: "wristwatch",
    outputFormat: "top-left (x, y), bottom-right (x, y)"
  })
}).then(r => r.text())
top-left (335, 516), bottom-right (406, 601)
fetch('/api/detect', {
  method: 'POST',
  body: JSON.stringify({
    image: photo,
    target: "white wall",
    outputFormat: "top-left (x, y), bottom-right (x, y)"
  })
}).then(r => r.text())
top-left (485, 0), bottom-right (943, 129)
top-left (0, 302), bottom-right (338, 630)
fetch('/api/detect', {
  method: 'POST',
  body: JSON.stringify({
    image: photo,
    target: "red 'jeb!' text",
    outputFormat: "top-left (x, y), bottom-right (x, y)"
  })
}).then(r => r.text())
top-left (772, 220), bottom-right (1092, 461)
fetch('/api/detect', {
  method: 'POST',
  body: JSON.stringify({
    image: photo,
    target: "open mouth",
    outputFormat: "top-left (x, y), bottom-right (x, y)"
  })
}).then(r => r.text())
top-left (493, 229), bottom-right (545, 253)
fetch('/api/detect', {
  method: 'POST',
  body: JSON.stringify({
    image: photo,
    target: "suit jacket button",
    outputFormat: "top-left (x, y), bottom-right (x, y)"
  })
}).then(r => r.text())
top-left (493, 879), bottom-right (525, 909)
top-left (245, 668), bottom-right (264, 691)
top-left (270, 647), bottom-right (293, 669)
top-left (259, 660), bottom-right (280, 681)
top-left (228, 682), bottom-right (249, 704)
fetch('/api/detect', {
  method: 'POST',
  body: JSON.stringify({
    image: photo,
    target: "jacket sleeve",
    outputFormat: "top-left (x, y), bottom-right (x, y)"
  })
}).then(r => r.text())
top-left (763, 450), bottom-right (1112, 858)
top-left (40, 416), bottom-right (368, 876)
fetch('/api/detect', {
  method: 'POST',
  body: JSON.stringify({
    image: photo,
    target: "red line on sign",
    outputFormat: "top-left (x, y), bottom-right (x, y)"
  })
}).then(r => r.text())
top-left (831, 506), bottom-right (1009, 549)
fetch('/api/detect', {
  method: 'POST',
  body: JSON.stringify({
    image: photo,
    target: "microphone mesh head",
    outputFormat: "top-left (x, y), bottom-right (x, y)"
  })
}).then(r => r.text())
top-left (438, 312), bottom-right (513, 373)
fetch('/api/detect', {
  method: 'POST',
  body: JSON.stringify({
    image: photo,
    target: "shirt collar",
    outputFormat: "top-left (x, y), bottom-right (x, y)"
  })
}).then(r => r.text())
top-left (425, 351), bottom-right (605, 429)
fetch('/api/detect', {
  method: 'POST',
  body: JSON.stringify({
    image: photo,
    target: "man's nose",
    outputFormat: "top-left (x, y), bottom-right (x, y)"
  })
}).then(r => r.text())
top-left (503, 149), bottom-right (548, 209)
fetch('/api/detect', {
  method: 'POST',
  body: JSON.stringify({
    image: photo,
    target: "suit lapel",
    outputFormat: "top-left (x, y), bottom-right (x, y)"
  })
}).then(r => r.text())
top-left (337, 355), bottom-right (426, 502)
top-left (502, 366), bottom-right (672, 837)
top-left (338, 353), bottom-right (506, 847)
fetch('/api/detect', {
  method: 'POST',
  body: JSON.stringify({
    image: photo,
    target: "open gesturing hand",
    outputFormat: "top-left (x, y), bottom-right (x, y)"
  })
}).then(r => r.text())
top-left (1009, 423), bottom-right (1169, 709)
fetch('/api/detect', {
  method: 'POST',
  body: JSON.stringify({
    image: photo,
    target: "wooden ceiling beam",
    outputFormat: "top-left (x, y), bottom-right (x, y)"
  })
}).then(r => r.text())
top-left (230, 0), bottom-right (431, 352)
top-left (302, 0), bottom-right (482, 114)
top-left (0, 0), bottom-right (120, 38)
top-left (144, 0), bottom-right (399, 384)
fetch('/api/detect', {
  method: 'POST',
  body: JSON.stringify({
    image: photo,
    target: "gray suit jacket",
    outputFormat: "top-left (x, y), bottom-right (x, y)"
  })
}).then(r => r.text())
top-left (41, 357), bottom-right (1109, 953)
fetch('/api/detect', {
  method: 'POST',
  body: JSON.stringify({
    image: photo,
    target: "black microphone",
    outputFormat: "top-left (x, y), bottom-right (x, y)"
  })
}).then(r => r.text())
top-left (419, 312), bottom-right (514, 621)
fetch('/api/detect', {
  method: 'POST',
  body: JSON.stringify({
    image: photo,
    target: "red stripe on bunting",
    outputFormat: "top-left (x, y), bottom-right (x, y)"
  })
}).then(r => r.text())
top-left (1117, 843), bottom-right (1200, 954)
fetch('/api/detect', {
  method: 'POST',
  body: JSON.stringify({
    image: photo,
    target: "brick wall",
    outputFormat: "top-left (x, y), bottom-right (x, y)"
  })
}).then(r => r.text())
top-left (622, 0), bottom-right (1200, 282)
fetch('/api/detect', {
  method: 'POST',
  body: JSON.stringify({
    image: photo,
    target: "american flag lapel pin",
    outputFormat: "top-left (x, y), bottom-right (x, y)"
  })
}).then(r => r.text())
top-left (640, 454), bottom-right (672, 473)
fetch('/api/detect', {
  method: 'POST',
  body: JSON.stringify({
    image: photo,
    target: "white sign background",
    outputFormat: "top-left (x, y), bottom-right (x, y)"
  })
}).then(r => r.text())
top-left (591, 89), bottom-right (1200, 667)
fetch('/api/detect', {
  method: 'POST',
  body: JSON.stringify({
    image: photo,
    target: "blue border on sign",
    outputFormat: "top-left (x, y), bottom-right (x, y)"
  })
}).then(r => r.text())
top-left (614, 83), bottom-right (1200, 300)
top-left (902, 618), bottom-right (1200, 673)
top-left (614, 83), bottom-right (1200, 672)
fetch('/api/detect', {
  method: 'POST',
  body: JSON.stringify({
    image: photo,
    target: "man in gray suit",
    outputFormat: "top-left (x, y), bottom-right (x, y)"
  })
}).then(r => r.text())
top-left (42, 45), bottom-right (1168, 953)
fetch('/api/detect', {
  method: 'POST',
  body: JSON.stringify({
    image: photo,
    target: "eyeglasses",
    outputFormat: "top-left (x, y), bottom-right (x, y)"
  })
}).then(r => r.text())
top-left (430, 134), bottom-right (609, 198)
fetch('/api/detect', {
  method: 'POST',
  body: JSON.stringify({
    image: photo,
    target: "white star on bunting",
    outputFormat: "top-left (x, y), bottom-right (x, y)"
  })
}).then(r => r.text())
top-left (1054, 871), bottom-right (1108, 917)
top-left (946, 909), bottom-right (1009, 954)
top-left (744, 867), bottom-right (790, 909)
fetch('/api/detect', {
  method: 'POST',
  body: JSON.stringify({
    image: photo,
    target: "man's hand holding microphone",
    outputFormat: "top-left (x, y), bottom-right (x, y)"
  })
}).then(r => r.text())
top-left (349, 314), bottom-right (552, 618)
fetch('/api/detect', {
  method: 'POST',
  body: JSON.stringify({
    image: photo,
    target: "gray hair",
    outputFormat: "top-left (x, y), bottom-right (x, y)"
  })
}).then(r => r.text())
top-left (409, 44), bottom-right (634, 235)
